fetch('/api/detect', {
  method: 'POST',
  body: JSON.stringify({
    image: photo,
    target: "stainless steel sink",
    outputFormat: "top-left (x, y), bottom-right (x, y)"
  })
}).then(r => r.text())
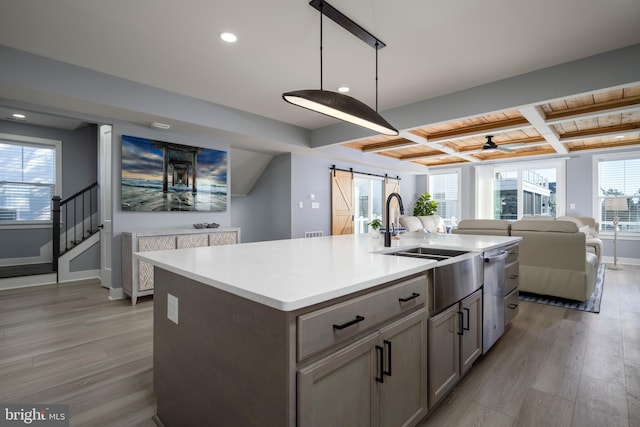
top-left (384, 246), bottom-right (482, 315)
top-left (390, 247), bottom-right (469, 261)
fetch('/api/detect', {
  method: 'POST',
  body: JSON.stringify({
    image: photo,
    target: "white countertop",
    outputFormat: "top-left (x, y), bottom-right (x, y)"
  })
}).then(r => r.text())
top-left (135, 232), bottom-right (520, 312)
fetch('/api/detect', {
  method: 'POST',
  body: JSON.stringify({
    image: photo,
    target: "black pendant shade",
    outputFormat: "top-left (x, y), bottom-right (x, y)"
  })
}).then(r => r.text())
top-left (282, 89), bottom-right (398, 136)
top-left (283, 0), bottom-right (398, 137)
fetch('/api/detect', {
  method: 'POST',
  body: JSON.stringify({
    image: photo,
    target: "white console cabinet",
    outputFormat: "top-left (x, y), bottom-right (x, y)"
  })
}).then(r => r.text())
top-left (121, 227), bottom-right (240, 304)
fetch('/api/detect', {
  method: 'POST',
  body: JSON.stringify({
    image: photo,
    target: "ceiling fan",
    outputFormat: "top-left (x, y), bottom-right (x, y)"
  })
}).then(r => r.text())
top-left (480, 135), bottom-right (514, 153)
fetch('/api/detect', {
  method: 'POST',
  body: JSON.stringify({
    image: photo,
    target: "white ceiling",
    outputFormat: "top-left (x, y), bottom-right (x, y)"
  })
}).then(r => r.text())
top-left (1, 0), bottom-right (639, 133)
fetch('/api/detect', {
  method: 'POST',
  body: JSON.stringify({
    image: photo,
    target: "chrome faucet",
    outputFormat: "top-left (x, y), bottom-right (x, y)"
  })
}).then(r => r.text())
top-left (384, 192), bottom-right (404, 247)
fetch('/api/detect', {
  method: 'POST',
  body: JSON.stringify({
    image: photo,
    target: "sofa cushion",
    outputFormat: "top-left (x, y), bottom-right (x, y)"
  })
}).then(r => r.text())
top-left (417, 216), bottom-right (445, 233)
top-left (511, 219), bottom-right (578, 233)
top-left (399, 216), bottom-right (424, 232)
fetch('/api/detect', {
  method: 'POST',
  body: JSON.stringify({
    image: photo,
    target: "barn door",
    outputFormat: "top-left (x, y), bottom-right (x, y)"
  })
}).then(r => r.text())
top-left (384, 177), bottom-right (401, 227)
top-left (331, 170), bottom-right (354, 235)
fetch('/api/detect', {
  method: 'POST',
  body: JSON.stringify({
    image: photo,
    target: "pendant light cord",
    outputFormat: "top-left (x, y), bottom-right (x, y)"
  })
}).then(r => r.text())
top-left (319, 2), bottom-right (324, 91)
top-left (375, 42), bottom-right (379, 112)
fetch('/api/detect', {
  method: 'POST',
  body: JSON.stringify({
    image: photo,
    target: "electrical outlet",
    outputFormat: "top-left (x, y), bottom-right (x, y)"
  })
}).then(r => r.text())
top-left (570, 203), bottom-right (576, 210)
top-left (312, 202), bottom-right (320, 209)
top-left (299, 201), bottom-right (304, 208)
top-left (167, 293), bottom-right (178, 324)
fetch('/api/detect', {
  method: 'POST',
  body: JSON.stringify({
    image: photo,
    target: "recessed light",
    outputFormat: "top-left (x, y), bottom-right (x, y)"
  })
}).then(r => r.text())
top-left (614, 135), bottom-right (625, 139)
top-left (338, 86), bottom-right (350, 93)
top-left (150, 122), bottom-right (171, 130)
top-left (12, 113), bottom-right (26, 119)
top-left (220, 32), bottom-right (237, 43)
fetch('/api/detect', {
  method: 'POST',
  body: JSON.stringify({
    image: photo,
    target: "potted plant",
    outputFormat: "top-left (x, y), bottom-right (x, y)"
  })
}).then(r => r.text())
top-left (368, 218), bottom-right (382, 239)
top-left (412, 192), bottom-right (438, 216)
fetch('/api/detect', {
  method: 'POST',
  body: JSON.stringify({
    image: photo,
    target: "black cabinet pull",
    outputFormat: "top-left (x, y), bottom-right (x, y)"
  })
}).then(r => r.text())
top-left (457, 311), bottom-right (464, 336)
top-left (508, 303), bottom-right (519, 309)
top-left (333, 315), bottom-right (365, 330)
top-left (398, 292), bottom-right (420, 303)
top-left (463, 308), bottom-right (470, 331)
top-left (510, 274), bottom-right (519, 279)
top-left (383, 340), bottom-right (392, 377)
top-left (375, 345), bottom-right (384, 383)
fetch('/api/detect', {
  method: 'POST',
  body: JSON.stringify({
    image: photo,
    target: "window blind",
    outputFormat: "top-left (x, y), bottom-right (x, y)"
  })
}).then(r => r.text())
top-left (0, 141), bottom-right (56, 221)
top-left (597, 156), bottom-right (640, 233)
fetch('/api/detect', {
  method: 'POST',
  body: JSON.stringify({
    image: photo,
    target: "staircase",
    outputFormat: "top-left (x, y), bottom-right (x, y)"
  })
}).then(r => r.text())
top-left (52, 182), bottom-right (101, 280)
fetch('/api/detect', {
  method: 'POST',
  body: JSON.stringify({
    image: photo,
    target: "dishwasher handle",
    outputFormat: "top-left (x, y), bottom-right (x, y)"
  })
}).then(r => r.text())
top-left (484, 250), bottom-right (508, 263)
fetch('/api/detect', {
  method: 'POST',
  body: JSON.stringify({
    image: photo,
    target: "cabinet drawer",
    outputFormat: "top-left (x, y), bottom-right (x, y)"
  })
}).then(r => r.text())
top-left (297, 275), bottom-right (427, 361)
top-left (505, 243), bottom-right (519, 265)
top-left (504, 289), bottom-right (519, 325)
top-left (505, 262), bottom-right (519, 294)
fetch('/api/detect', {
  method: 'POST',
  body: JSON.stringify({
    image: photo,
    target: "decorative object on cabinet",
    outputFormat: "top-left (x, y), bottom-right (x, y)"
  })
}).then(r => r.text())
top-left (121, 227), bottom-right (240, 305)
top-left (368, 218), bottom-right (382, 239)
top-left (121, 134), bottom-right (228, 212)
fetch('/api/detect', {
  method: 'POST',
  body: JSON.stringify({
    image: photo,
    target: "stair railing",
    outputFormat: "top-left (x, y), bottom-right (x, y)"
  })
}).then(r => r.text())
top-left (52, 182), bottom-right (99, 272)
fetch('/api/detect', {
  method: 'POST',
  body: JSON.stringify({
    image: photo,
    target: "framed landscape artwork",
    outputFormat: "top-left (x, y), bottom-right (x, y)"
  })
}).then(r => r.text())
top-left (121, 135), bottom-right (228, 212)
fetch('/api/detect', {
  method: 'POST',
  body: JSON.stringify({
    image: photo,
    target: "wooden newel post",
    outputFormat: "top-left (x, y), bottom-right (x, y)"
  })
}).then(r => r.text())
top-left (52, 196), bottom-right (61, 272)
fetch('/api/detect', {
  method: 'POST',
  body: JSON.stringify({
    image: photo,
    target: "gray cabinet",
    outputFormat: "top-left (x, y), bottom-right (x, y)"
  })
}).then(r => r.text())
top-left (428, 288), bottom-right (482, 408)
top-left (121, 227), bottom-right (240, 304)
top-left (504, 243), bottom-right (520, 325)
top-left (298, 308), bottom-right (428, 427)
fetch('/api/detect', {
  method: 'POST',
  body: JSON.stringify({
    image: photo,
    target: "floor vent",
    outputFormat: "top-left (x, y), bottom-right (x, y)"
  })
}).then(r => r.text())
top-left (305, 231), bottom-right (323, 238)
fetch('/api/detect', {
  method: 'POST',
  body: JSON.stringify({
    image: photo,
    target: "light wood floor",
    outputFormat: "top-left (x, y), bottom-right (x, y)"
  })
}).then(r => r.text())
top-left (0, 267), bottom-right (638, 426)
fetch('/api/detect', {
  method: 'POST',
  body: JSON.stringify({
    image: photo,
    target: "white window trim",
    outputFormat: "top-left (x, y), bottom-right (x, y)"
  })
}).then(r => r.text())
top-left (0, 133), bottom-right (62, 228)
top-left (592, 150), bottom-right (640, 241)
top-left (428, 167), bottom-right (461, 223)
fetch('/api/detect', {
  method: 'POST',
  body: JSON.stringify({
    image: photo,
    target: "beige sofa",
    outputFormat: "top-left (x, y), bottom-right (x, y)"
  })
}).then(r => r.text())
top-left (452, 219), bottom-right (511, 236)
top-left (556, 216), bottom-right (602, 263)
top-left (510, 220), bottom-right (598, 302)
top-left (399, 215), bottom-right (446, 233)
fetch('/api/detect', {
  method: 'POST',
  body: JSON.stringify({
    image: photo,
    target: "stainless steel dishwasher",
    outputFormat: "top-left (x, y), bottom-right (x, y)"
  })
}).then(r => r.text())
top-left (483, 249), bottom-right (508, 353)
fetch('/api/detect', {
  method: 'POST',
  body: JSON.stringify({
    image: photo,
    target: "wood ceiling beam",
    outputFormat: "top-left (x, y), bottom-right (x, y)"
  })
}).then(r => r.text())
top-left (399, 131), bottom-right (480, 163)
top-left (421, 117), bottom-right (531, 143)
top-left (519, 106), bottom-right (568, 154)
top-left (361, 141), bottom-right (418, 153)
top-left (544, 96), bottom-right (640, 123)
top-left (399, 152), bottom-right (454, 161)
top-left (559, 124), bottom-right (640, 142)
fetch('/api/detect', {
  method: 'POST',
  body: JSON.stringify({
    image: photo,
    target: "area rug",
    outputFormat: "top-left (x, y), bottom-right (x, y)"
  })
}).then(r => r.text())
top-left (518, 264), bottom-right (605, 313)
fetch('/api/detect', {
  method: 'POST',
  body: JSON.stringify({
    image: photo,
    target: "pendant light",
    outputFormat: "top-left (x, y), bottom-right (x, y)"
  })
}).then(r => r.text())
top-left (282, 0), bottom-right (398, 136)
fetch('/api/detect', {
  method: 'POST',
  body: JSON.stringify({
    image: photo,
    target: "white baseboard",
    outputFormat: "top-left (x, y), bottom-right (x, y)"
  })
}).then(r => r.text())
top-left (601, 256), bottom-right (640, 266)
top-left (57, 269), bottom-right (101, 283)
top-left (0, 274), bottom-right (57, 291)
top-left (109, 287), bottom-right (124, 300)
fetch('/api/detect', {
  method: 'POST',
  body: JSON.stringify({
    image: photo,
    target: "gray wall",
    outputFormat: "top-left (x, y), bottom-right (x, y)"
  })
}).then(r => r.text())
top-left (231, 153), bottom-right (292, 243)
top-left (232, 152), bottom-right (420, 243)
top-left (0, 121), bottom-right (98, 262)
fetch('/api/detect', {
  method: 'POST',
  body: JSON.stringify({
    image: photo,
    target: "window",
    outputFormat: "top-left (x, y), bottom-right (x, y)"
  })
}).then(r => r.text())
top-left (0, 134), bottom-right (61, 223)
top-left (595, 153), bottom-right (640, 235)
top-left (475, 159), bottom-right (565, 220)
top-left (428, 169), bottom-right (460, 225)
top-left (353, 175), bottom-right (383, 234)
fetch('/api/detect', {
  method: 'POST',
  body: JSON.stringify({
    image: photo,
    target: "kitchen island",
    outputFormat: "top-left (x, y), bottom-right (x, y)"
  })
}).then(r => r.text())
top-left (137, 233), bottom-right (520, 427)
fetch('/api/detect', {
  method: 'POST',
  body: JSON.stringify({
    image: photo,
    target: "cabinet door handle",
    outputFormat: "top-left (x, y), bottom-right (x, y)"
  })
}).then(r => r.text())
top-left (398, 292), bottom-right (420, 302)
top-left (375, 345), bottom-right (384, 383)
top-left (332, 315), bottom-right (365, 331)
top-left (383, 340), bottom-right (392, 378)
top-left (457, 311), bottom-right (464, 336)
top-left (510, 274), bottom-right (519, 279)
top-left (463, 308), bottom-right (470, 331)
top-left (508, 303), bottom-right (519, 309)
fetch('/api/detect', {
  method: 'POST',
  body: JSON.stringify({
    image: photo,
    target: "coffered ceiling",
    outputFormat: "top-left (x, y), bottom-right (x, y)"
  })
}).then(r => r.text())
top-left (342, 85), bottom-right (640, 167)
